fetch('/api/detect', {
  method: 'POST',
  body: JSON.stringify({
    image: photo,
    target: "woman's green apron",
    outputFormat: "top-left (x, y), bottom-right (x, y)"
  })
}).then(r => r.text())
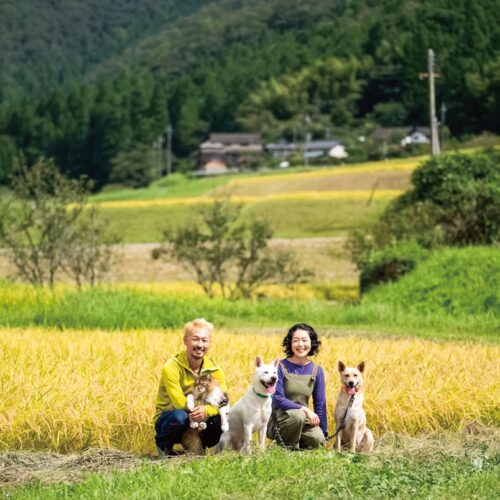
top-left (267, 362), bottom-right (325, 449)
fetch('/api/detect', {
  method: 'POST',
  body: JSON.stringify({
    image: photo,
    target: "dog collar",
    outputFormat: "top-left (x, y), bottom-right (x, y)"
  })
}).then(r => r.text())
top-left (253, 388), bottom-right (272, 398)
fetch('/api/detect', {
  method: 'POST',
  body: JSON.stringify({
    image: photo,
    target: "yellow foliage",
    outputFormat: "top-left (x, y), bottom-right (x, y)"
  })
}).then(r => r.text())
top-left (228, 157), bottom-right (422, 186)
top-left (91, 190), bottom-right (402, 209)
top-left (1, 328), bottom-right (498, 454)
top-left (117, 282), bottom-right (359, 302)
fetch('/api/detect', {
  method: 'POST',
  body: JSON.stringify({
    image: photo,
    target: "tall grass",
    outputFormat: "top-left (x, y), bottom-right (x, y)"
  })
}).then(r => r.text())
top-left (1, 328), bottom-right (498, 454)
top-left (0, 282), bottom-right (497, 340)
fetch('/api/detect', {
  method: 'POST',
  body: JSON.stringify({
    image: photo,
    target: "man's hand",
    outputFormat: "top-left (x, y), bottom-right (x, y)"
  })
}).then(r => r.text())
top-left (302, 406), bottom-right (320, 426)
top-left (189, 405), bottom-right (207, 423)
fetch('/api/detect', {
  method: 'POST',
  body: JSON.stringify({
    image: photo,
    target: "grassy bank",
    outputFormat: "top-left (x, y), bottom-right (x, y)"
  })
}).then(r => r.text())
top-left (366, 246), bottom-right (500, 316)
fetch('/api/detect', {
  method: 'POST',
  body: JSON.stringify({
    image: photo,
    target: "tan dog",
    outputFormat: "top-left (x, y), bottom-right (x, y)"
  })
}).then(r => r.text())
top-left (334, 361), bottom-right (374, 453)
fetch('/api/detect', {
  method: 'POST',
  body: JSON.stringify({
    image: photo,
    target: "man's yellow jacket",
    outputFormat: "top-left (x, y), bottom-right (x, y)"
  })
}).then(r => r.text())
top-left (154, 351), bottom-right (227, 423)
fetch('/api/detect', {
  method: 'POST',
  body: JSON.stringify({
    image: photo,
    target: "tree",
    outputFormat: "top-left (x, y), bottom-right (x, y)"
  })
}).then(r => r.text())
top-left (0, 158), bottom-right (120, 287)
top-left (152, 197), bottom-right (313, 299)
top-left (63, 207), bottom-right (121, 288)
top-left (109, 145), bottom-right (158, 188)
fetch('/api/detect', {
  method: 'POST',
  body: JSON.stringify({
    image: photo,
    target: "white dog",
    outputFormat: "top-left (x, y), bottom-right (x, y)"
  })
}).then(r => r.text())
top-left (217, 356), bottom-right (279, 453)
top-left (334, 361), bottom-right (374, 453)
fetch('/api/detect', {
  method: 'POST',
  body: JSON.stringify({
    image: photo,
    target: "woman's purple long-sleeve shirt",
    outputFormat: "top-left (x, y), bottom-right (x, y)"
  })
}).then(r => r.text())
top-left (273, 358), bottom-right (328, 435)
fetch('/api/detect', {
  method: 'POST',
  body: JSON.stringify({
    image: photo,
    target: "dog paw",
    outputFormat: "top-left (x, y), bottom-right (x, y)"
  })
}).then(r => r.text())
top-left (199, 422), bottom-right (207, 430)
top-left (190, 422), bottom-right (199, 429)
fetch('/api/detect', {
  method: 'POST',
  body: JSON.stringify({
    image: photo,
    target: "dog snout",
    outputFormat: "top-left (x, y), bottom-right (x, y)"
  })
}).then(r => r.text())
top-left (348, 381), bottom-right (355, 388)
top-left (270, 375), bottom-right (277, 384)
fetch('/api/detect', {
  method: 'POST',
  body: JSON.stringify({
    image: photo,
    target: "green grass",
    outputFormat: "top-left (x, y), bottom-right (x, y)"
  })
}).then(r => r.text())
top-left (90, 174), bottom-right (231, 202)
top-left (0, 282), bottom-right (497, 342)
top-left (7, 448), bottom-right (499, 499)
top-left (366, 246), bottom-right (500, 316)
top-left (97, 199), bottom-right (389, 242)
top-left (1, 247), bottom-right (498, 341)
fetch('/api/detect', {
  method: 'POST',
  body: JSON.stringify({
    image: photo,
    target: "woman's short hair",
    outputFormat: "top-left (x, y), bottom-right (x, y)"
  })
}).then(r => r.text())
top-left (184, 318), bottom-right (214, 338)
top-left (282, 323), bottom-right (321, 357)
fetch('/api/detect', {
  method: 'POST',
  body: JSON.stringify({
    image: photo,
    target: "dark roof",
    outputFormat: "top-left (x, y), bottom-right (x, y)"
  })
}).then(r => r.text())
top-left (209, 133), bottom-right (262, 145)
top-left (304, 140), bottom-right (342, 150)
top-left (266, 142), bottom-right (298, 151)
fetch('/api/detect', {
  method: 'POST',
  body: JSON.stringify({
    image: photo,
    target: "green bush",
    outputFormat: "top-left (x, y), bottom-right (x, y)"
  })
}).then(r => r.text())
top-left (359, 241), bottom-right (428, 293)
top-left (391, 150), bottom-right (500, 245)
top-left (348, 150), bottom-right (500, 293)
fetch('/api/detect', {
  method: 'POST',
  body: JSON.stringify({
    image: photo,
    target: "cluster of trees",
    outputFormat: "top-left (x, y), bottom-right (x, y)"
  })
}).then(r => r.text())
top-left (1, 0), bottom-right (499, 188)
top-left (0, 76), bottom-right (169, 189)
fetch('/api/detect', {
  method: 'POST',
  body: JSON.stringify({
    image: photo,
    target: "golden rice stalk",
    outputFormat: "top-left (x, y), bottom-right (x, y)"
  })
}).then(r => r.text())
top-left (0, 328), bottom-right (498, 454)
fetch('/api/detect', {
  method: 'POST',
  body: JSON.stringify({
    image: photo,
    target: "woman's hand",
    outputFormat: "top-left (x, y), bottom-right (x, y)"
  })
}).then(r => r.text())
top-left (302, 406), bottom-right (320, 426)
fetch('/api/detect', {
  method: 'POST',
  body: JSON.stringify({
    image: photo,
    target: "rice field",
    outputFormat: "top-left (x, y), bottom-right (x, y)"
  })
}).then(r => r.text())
top-left (1, 328), bottom-right (498, 455)
top-left (90, 190), bottom-right (402, 209)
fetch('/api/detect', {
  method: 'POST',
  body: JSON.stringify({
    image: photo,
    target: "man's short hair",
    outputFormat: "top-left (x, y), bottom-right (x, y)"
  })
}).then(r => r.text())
top-left (184, 318), bottom-right (214, 338)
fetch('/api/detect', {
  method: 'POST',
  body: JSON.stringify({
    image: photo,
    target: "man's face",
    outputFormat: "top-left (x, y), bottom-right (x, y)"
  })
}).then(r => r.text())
top-left (184, 328), bottom-right (211, 362)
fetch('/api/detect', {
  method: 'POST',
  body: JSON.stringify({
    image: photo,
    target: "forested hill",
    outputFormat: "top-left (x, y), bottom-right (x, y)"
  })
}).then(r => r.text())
top-left (1, 0), bottom-right (499, 189)
top-left (0, 0), bottom-right (213, 101)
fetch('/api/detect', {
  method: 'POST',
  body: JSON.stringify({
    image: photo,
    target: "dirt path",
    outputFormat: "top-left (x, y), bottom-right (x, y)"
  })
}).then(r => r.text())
top-left (0, 237), bottom-right (357, 284)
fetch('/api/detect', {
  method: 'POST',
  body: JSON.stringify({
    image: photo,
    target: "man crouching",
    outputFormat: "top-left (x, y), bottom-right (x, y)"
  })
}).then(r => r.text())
top-left (154, 318), bottom-right (227, 456)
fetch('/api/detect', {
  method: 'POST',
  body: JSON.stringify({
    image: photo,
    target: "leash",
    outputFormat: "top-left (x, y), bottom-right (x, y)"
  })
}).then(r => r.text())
top-left (272, 414), bottom-right (291, 450)
top-left (272, 393), bottom-right (355, 449)
top-left (325, 393), bottom-right (355, 442)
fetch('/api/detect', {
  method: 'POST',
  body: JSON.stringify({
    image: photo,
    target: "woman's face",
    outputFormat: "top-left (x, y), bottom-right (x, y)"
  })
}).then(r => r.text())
top-left (291, 329), bottom-right (312, 358)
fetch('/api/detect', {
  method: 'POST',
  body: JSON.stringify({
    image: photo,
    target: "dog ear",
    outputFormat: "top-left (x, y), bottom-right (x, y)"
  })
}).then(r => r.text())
top-left (272, 357), bottom-right (280, 367)
top-left (338, 361), bottom-right (346, 372)
top-left (255, 356), bottom-right (262, 367)
top-left (357, 361), bottom-right (365, 373)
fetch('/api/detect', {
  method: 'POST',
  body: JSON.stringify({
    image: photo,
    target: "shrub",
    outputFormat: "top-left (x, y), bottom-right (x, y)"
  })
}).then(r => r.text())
top-left (359, 241), bottom-right (428, 293)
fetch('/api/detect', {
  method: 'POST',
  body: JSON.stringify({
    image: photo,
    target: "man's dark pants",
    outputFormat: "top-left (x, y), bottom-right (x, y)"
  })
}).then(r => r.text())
top-left (155, 409), bottom-right (223, 453)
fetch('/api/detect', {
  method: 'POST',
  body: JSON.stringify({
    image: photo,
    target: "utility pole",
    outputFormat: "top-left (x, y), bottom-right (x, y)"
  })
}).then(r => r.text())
top-left (166, 123), bottom-right (173, 176)
top-left (419, 49), bottom-right (441, 155)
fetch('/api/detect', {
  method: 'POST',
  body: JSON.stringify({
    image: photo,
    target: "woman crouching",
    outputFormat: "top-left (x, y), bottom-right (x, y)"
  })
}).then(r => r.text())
top-left (267, 323), bottom-right (327, 449)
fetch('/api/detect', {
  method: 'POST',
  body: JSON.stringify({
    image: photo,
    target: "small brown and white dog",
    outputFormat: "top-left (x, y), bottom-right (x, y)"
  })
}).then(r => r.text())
top-left (182, 373), bottom-right (230, 454)
top-left (334, 361), bottom-right (374, 453)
